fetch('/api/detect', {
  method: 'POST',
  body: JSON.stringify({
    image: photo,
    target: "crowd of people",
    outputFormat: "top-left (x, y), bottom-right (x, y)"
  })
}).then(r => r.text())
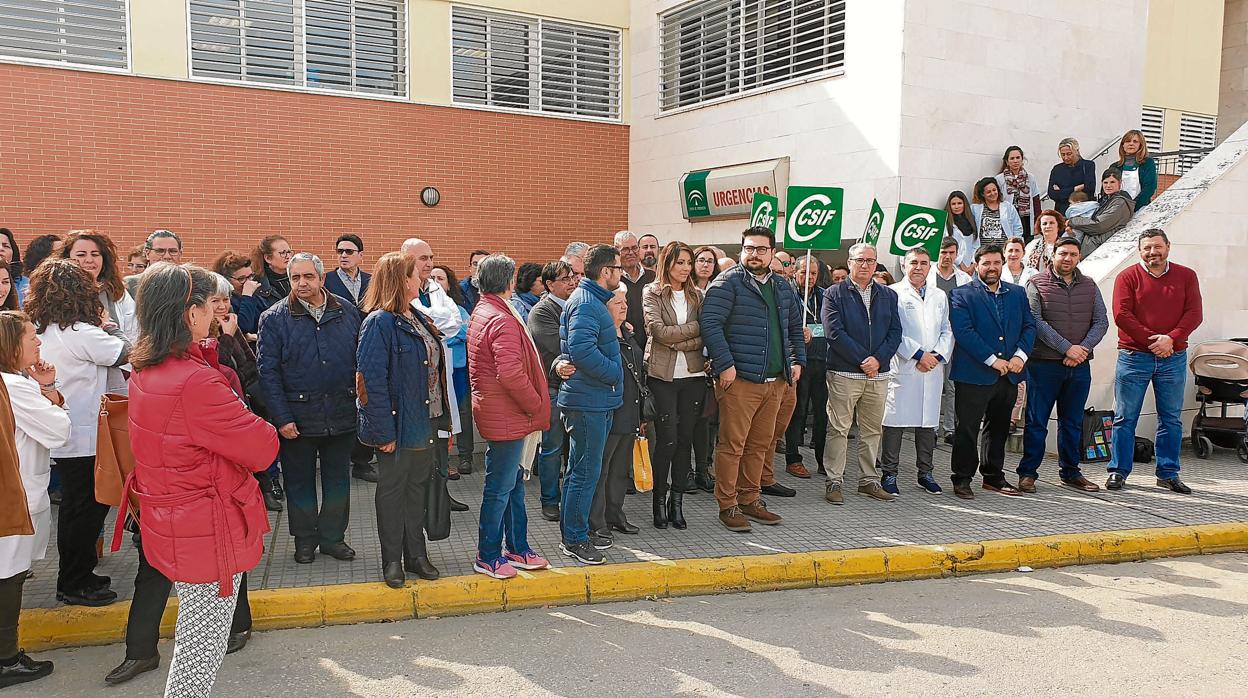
top-left (0, 130), bottom-right (1201, 694)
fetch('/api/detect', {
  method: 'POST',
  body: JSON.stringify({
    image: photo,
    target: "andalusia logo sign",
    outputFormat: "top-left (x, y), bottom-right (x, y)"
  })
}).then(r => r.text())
top-left (888, 202), bottom-right (948, 259)
top-left (783, 186), bottom-right (843, 250)
top-left (750, 193), bottom-right (779, 234)
top-left (682, 171), bottom-right (710, 218)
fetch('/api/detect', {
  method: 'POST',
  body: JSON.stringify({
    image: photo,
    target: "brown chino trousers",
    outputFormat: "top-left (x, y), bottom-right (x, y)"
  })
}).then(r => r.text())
top-left (762, 381), bottom-right (798, 487)
top-left (714, 378), bottom-right (787, 511)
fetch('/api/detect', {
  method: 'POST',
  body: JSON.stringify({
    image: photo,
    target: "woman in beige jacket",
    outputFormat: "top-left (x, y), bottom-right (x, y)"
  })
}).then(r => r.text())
top-left (642, 242), bottom-right (706, 530)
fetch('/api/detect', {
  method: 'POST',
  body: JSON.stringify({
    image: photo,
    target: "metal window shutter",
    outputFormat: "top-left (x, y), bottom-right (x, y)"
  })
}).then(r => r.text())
top-left (305, 0), bottom-right (405, 96)
top-left (660, 0), bottom-right (845, 111)
top-left (0, 0), bottom-right (128, 68)
top-left (454, 6), bottom-right (620, 119)
top-left (190, 0), bottom-right (300, 85)
top-left (1178, 112), bottom-right (1216, 150)
top-left (540, 20), bottom-right (620, 119)
top-left (452, 7), bottom-right (533, 110)
top-left (1140, 106), bottom-right (1164, 152)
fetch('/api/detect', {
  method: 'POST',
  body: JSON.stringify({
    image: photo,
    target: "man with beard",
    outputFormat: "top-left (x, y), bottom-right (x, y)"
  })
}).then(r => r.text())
top-left (701, 227), bottom-right (805, 532)
top-left (639, 234), bottom-right (660, 274)
top-left (1018, 237), bottom-right (1108, 494)
top-left (1106, 229), bottom-right (1202, 493)
top-left (948, 244), bottom-right (1035, 500)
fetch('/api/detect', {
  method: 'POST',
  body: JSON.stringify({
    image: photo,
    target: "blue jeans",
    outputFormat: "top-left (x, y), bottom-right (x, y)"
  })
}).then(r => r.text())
top-left (477, 438), bottom-right (530, 562)
top-left (537, 392), bottom-right (563, 506)
top-left (1109, 349), bottom-right (1187, 479)
top-left (561, 409), bottom-right (612, 545)
top-left (1018, 360), bottom-right (1092, 481)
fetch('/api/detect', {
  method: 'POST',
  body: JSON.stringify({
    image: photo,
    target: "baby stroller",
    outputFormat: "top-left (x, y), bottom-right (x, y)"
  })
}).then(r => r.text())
top-left (1189, 339), bottom-right (1248, 463)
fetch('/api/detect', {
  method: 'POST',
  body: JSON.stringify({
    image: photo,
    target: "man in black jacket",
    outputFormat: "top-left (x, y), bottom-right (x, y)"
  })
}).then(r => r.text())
top-left (527, 259), bottom-right (579, 521)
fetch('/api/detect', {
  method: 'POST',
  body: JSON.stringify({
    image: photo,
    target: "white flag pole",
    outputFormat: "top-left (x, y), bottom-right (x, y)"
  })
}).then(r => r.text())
top-left (802, 249), bottom-right (814, 323)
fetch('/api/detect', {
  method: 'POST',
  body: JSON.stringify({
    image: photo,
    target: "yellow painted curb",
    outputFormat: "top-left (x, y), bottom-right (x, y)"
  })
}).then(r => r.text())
top-left (20, 522), bottom-right (1248, 651)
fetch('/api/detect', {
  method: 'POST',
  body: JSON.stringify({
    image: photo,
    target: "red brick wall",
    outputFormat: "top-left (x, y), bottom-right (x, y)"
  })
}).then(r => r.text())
top-left (0, 63), bottom-right (629, 278)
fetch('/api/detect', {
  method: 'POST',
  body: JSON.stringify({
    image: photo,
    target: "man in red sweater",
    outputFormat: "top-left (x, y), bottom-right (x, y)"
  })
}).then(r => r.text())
top-left (1107, 229), bottom-right (1202, 493)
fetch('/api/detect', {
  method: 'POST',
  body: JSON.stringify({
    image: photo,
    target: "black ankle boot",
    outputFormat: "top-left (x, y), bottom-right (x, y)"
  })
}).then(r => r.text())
top-left (652, 493), bottom-right (668, 529)
top-left (667, 491), bottom-right (687, 529)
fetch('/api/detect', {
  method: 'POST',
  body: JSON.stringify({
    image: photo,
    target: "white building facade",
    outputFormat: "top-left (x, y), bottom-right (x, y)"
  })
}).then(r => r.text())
top-left (629, 0), bottom-right (1149, 258)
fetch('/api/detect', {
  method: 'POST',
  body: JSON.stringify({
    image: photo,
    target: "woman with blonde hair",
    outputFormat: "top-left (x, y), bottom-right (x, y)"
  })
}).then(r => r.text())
top-left (0, 310), bottom-right (70, 689)
top-left (1047, 137), bottom-right (1097, 215)
top-left (357, 252), bottom-right (449, 587)
top-left (1116, 129), bottom-right (1158, 210)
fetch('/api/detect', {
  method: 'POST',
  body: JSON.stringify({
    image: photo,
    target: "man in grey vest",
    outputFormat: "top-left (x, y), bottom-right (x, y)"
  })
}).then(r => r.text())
top-left (1017, 237), bottom-right (1108, 493)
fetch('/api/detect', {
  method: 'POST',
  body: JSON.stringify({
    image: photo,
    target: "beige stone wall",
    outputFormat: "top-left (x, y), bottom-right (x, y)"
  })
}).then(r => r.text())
top-left (1220, 0), bottom-right (1248, 142)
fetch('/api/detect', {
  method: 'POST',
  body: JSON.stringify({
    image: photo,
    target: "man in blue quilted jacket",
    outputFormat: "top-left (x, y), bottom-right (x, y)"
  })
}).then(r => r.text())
top-left (257, 253), bottom-right (362, 565)
top-left (701, 227), bottom-right (806, 533)
top-left (557, 244), bottom-right (624, 565)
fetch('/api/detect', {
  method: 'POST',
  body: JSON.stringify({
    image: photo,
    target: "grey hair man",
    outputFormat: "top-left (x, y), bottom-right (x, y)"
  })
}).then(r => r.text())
top-left (256, 249), bottom-right (362, 564)
top-left (125, 229), bottom-right (184, 296)
top-left (564, 241), bottom-right (590, 262)
top-left (613, 230), bottom-right (655, 347)
top-left (402, 237), bottom-right (472, 476)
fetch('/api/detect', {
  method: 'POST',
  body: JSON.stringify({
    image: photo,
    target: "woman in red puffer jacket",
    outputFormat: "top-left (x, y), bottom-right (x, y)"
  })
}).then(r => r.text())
top-left (124, 263), bottom-right (278, 697)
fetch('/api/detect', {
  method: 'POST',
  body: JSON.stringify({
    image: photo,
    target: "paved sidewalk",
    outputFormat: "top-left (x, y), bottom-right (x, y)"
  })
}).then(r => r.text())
top-left (23, 435), bottom-right (1248, 609)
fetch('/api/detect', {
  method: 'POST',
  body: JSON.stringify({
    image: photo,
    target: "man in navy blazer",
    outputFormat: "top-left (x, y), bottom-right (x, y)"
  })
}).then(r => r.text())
top-left (948, 244), bottom-right (1036, 499)
top-left (821, 243), bottom-right (903, 505)
top-left (323, 233), bottom-right (371, 309)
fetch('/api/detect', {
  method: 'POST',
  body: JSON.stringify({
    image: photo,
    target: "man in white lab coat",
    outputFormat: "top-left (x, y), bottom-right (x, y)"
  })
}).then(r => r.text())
top-left (881, 248), bottom-right (954, 495)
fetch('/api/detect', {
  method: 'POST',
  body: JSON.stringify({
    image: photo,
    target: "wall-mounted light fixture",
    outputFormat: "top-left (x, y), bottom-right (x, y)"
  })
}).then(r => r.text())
top-left (420, 186), bottom-right (441, 207)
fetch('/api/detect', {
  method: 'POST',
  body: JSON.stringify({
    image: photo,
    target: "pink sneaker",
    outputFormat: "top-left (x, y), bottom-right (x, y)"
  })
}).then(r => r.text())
top-left (504, 550), bottom-right (551, 571)
top-left (473, 556), bottom-right (518, 580)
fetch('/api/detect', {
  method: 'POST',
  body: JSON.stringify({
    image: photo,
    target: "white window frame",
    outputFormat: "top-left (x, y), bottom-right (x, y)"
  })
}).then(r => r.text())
top-left (658, 0), bottom-right (846, 116)
top-left (449, 4), bottom-right (623, 124)
top-left (0, 0), bottom-right (133, 74)
top-left (185, 0), bottom-right (409, 100)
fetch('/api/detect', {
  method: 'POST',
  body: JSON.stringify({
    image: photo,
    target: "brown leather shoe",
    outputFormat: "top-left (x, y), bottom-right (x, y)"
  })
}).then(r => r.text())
top-left (1061, 475), bottom-right (1100, 492)
top-left (983, 481), bottom-right (1023, 497)
top-left (825, 482), bottom-right (844, 505)
top-left (856, 481), bottom-right (897, 502)
top-left (953, 483), bottom-right (975, 499)
top-left (718, 507), bottom-right (752, 532)
top-left (786, 462), bottom-right (811, 479)
top-left (738, 500), bottom-right (782, 525)
top-left (1018, 476), bottom-right (1037, 493)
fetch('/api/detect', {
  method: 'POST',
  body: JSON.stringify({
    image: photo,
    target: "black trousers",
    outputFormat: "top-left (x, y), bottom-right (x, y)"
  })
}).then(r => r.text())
top-left (0, 571), bottom-right (25, 659)
top-left (279, 432), bottom-right (354, 547)
top-left (786, 359), bottom-right (828, 466)
top-left (456, 396), bottom-right (476, 464)
top-left (650, 377), bottom-right (704, 497)
top-left (590, 433), bottom-right (635, 533)
top-left (55, 455), bottom-right (110, 592)
top-left (375, 447), bottom-right (434, 565)
top-left (350, 440), bottom-right (375, 468)
top-left (125, 541), bottom-right (250, 660)
top-left (951, 377), bottom-right (1019, 486)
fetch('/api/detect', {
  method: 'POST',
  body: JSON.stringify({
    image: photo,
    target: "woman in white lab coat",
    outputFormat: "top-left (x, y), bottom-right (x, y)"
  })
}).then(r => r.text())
top-left (880, 250), bottom-right (954, 494)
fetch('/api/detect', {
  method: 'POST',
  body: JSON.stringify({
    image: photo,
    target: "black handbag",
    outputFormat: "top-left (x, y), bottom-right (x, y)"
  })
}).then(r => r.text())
top-left (640, 386), bottom-right (658, 423)
top-left (425, 466), bottom-right (451, 541)
top-left (1134, 436), bottom-right (1155, 463)
top-left (1080, 408), bottom-right (1114, 463)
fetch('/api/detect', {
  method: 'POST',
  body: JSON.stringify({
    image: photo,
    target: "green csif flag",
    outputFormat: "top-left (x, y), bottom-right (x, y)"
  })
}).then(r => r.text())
top-left (749, 192), bottom-right (779, 234)
top-left (888, 202), bottom-right (948, 259)
top-left (861, 198), bottom-right (885, 246)
top-left (783, 186), bottom-right (843, 250)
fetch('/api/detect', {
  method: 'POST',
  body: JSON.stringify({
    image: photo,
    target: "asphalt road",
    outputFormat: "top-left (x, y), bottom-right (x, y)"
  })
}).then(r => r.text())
top-left (14, 553), bottom-right (1248, 697)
